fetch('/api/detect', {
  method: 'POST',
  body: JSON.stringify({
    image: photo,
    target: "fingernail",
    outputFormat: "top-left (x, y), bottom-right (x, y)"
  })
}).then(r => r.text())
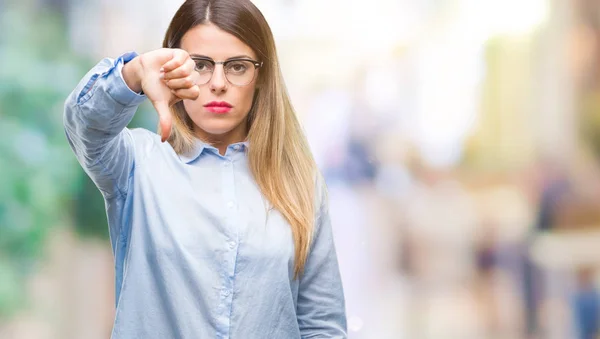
top-left (159, 67), bottom-right (164, 73)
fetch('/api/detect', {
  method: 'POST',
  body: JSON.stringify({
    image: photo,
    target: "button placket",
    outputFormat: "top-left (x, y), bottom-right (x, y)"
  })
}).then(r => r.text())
top-left (220, 155), bottom-right (238, 330)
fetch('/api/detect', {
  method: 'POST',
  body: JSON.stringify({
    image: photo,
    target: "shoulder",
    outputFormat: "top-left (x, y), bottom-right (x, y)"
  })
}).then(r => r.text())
top-left (128, 128), bottom-right (185, 166)
top-left (129, 127), bottom-right (160, 148)
top-left (127, 128), bottom-right (164, 163)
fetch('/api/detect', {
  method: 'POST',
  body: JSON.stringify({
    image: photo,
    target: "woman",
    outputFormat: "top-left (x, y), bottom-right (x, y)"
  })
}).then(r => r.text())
top-left (63, 0), bottom-right (347, 337)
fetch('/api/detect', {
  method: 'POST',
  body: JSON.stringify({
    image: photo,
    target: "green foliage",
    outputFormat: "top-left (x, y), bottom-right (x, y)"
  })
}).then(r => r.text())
top-left (0, 4), bottom-right (159, 319)
top-left (0, 5), bottom-right (91, 318)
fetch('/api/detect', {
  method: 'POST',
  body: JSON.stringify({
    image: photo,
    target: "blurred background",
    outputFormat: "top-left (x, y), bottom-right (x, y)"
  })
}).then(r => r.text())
top-left (3, 0), bottom-right (600, 338)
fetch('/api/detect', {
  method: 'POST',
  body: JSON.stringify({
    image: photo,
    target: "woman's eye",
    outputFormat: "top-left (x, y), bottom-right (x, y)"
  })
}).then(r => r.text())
top-left (227, 62), bottom-right (248, 73)
top-left (194, 60), bottom-right (213, 72)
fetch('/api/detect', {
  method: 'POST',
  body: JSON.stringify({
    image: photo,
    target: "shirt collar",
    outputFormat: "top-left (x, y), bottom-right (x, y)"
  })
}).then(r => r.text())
top-left (179, 139), bottom-right (249, 164)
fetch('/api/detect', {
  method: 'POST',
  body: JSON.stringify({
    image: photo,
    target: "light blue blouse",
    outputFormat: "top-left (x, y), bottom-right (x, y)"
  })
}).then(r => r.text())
top-left (63, 52), bottom-right (347, 339)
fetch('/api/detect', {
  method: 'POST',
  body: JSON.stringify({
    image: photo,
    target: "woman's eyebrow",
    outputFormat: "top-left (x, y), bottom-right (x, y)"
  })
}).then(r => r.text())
top-left (226, 54), bottom-right (253, 60)
top-left (189, 53), bottom-right (212, 59)
top-left (189, 53), bottom-right (254, 60)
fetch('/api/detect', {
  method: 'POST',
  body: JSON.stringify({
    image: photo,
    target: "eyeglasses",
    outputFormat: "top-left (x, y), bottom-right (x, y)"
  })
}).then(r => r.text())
top-left (190, 56), bottom-right (263, 87)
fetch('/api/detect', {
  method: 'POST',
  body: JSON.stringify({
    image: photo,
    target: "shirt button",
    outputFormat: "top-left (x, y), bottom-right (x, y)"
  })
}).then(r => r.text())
top-left (223, 290), bottom-right (230, 297)
top-left (227, 201), bottom-right (234, 209)
top-left (229, 241), bottom-right (236, 249)
top-left (223, 162), bottom-right (230, 167)
top-left (233, 145), bottom-right (240, 151)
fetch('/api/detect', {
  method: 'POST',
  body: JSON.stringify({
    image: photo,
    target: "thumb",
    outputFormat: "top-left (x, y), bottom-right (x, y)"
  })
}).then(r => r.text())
top-left (152, 100), bottom-right (172, 142)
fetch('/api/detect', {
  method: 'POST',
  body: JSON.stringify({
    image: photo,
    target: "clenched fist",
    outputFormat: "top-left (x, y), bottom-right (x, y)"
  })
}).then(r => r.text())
top-left (123, 48), bottom-right (200, 142)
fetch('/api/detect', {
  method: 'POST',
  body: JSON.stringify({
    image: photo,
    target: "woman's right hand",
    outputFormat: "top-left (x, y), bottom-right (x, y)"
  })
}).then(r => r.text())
top-left (123, 48), bottom-right (199, 142)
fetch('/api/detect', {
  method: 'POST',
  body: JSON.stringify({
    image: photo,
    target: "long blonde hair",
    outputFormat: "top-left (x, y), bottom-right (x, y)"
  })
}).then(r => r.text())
top-left (163, 0), bottom-right (319, 279)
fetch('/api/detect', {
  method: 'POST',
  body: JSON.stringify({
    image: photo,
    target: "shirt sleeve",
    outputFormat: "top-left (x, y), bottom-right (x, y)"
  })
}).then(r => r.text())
top-left (63, 52), bottom-right (146, 253)
top-left (63, 51), bottom-right (145, 200)
top-left (296, 178), bottom-right (348, 338)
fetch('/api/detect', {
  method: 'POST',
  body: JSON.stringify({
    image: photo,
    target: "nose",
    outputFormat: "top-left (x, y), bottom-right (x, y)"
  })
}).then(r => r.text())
top-left (209, 64), bottom-right (227, 94)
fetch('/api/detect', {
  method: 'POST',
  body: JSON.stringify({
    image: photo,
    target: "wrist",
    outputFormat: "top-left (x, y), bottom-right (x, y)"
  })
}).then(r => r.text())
top-left (122, 56), bottom-right (143, 94)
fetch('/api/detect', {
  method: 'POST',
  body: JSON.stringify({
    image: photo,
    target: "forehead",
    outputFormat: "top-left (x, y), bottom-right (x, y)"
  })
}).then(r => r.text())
top-left (181, 23), bottom-right (256, 60)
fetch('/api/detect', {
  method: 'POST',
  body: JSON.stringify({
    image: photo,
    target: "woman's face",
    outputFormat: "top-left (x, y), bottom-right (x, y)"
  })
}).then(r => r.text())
top-left (180, 23), bottom-right (258, 142)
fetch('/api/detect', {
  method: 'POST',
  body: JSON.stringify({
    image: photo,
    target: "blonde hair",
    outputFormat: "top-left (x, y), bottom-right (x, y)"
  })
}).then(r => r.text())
top-left (163, 0), bottom-right (319, 279)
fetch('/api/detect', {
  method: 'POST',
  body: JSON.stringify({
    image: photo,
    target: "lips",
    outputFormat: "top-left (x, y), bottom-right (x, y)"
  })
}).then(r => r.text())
top-left (204, 101), bottom-right (232, 114)
top-left (204, 101), bottom-right (233, 108)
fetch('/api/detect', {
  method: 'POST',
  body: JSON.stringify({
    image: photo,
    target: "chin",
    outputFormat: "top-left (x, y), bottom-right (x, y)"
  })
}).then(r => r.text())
top-left (194, 121), bottom-right (238, 136)
top-left (187, 109), bottom-right (248, 139)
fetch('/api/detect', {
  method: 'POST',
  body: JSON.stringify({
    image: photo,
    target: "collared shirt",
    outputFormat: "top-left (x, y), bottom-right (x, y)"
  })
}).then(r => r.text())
top-left (63, 52), bottom-right (347, 339)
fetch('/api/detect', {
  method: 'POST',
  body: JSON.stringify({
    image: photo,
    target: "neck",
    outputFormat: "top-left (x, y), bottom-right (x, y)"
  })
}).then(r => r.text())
top-left (194, 121), bottom-right (248, 156)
